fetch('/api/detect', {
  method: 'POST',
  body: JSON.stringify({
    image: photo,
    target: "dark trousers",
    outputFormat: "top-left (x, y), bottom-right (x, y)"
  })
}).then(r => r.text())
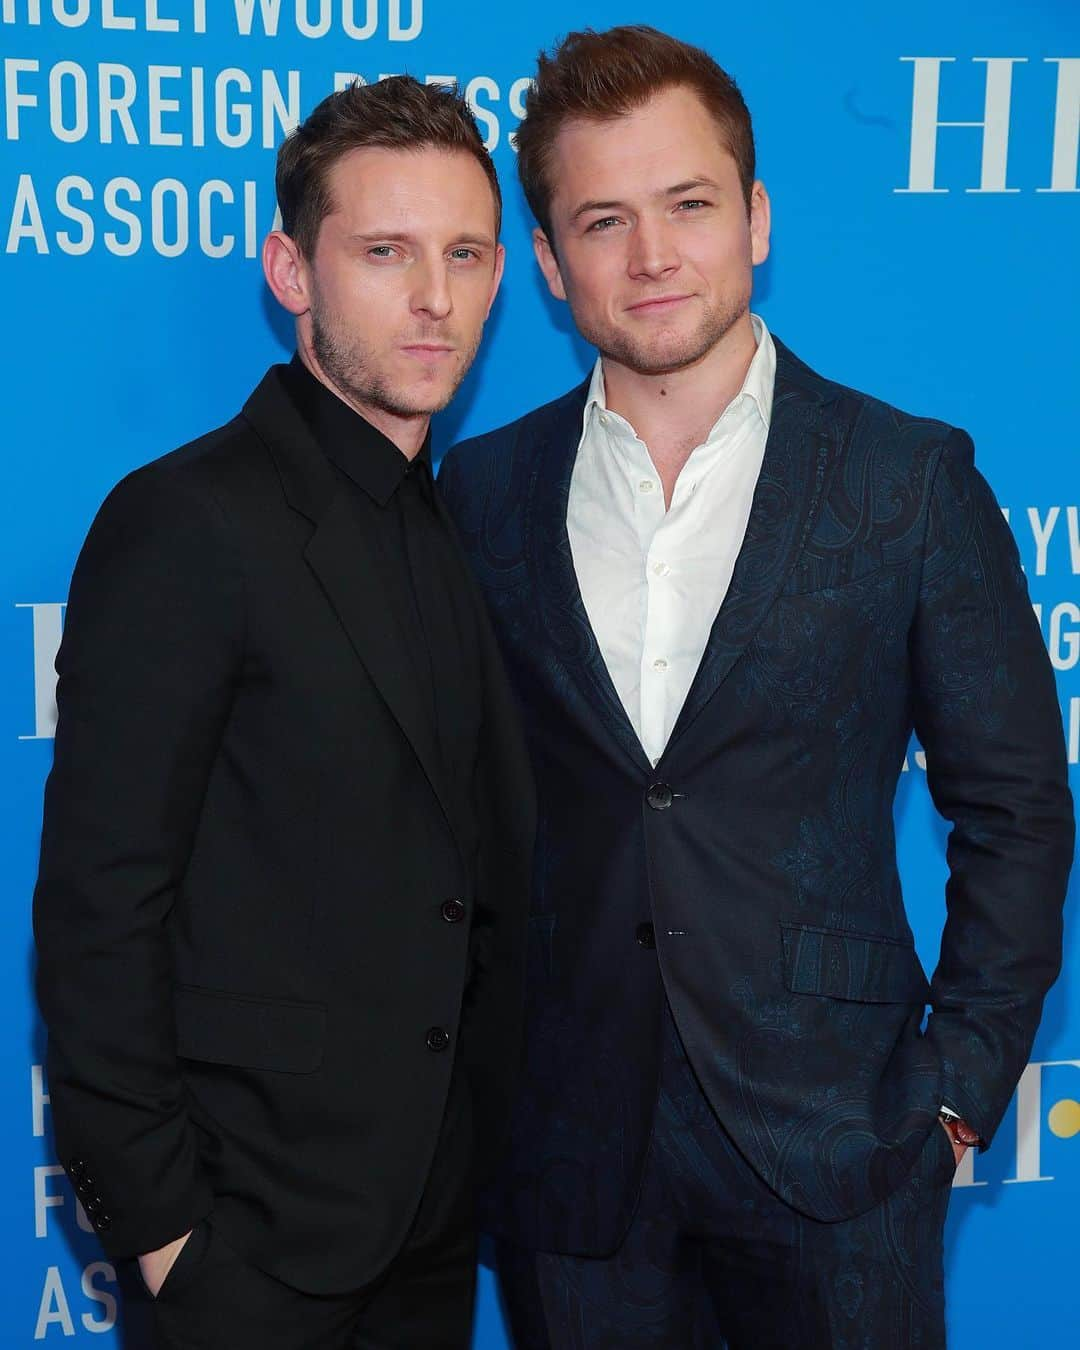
top-left (151, 1066), bottom-right (476, 1350)
top-left (497, 1009), bottom-right (954, 1350)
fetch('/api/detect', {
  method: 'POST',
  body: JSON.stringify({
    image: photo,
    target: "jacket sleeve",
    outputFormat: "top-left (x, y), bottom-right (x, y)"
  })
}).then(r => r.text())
top-left (913, 429), bottom-right (1074, 1147)
top-left (439, 444), bottom-right (537, 1174)
top-left (32, 464), bottom-right (244, 1260)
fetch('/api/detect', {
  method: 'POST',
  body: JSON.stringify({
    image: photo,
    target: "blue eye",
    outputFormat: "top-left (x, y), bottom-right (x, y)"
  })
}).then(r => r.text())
top-left (587, 217), bottom-right (620, 232)
top-left (675, 199), bottom-right (707, 211)
top-left (368, 245), bottom-right (396, 258)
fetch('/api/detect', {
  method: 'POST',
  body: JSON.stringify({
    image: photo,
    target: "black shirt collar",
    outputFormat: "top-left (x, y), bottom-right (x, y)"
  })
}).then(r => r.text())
top-left (281, 354), bottom-right (432, 507)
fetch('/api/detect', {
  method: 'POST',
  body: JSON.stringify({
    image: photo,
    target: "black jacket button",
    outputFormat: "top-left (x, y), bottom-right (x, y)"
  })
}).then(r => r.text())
top-left (426, 1027), bottom-right (450, 1052)
top-left (636, 922), bottom-right (656, 949)
top-left (646, 782), bottom-right (674, 811)
top-left (440, 898), bottom-right (466, 923)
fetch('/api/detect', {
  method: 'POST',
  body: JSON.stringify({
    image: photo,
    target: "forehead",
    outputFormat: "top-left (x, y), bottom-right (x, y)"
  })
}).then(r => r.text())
top-left (323, 144), bottom-right (497, 231)
top-left (549, 86), bottom-right (737, 201)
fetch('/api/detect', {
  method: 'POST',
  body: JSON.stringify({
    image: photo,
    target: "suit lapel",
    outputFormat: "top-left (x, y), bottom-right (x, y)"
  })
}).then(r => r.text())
top-left (666, 342), bottom-right (842, 750)
top-left (525, 382), bottom-right (654, 776)
top-left (242, 367), bottom-right (456, 838)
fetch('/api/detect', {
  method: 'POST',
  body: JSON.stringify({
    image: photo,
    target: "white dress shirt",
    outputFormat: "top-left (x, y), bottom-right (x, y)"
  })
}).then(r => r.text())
top-left (567, 314), bottom-right (776, 766)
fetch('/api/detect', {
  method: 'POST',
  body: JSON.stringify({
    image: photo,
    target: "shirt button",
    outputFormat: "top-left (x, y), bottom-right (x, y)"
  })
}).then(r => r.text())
top-left (426, 1027), bottom-right (450, 1052)
top-left (638, 479), bottom-right (656, 494)
top-left (599, 413), bottom-right (609, 426)
top-left (440, 898), bottom-right (466, 923)
top-left (652, 658), bottom-right (668, 673)
top-left (651, 561), bottom-right (670, 577)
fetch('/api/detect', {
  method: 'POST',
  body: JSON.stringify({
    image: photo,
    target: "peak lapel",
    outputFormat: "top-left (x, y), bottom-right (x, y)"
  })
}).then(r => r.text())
top-left (525, 383), bottom-right (653, 777)
top-left (244, 368), bottom-right (455, 840)
top-left (666, 345), bottom-right (842, 750)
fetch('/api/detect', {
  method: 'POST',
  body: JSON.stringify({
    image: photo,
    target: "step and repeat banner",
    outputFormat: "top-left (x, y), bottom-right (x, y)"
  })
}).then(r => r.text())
top-left (3, 0), bottom-right (1077, 1344)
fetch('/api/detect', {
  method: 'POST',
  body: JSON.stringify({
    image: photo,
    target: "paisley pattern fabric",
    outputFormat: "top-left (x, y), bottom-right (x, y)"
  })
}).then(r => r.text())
top-left (496, 1007), bottom-right (953, 1350)
top-left (438, 339), bottom-right (1073, 1257)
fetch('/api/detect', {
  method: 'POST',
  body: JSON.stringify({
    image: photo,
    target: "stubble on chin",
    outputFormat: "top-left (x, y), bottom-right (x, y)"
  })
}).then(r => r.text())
top-left (579, 290), bottom-right (751, 378)
top-left (310, 304), bottom-right (479, 420)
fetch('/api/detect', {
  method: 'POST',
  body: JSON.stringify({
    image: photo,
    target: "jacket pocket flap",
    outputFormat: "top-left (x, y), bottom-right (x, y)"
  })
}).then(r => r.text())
top-left (175, 985), bottom-right (326, 1074)
top-left (781, 923), bottom-right (930, 1004)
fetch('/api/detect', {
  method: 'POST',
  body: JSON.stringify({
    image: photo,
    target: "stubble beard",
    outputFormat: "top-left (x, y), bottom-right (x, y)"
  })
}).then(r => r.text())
top-left (309, 290), bottom-right (480, 420)
top-left (577, 283), bottom-right (752, 378)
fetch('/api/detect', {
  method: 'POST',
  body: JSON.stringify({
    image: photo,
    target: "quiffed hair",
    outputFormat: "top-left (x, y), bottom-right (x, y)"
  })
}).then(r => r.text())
top-left (516, 26), bottom-right (755, 240)
top-left (276, 76), bottom-right (501, 256)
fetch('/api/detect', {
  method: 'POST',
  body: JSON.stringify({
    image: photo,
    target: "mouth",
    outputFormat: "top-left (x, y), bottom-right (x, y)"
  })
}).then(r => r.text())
top-left (400, 344), bottom-right (456, 366)
top-left (625, 294), bottom-right (693, 315)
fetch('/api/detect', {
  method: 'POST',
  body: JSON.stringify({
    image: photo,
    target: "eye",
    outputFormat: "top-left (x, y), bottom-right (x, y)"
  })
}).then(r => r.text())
top-left (674, 199), bottom-right (708, 212)
top-left (449, 247), bottom-right (479, 262)
top-left (585, 216), bottom-right (621, 233)
top-left (367, 245), bottom-right (398, 259)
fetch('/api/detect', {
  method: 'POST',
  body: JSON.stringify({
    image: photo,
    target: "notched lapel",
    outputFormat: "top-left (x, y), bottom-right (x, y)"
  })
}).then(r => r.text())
top-left (244, 366), bottom-right (456, 841)
top-left (526, 384), bottom-right (653, 776)
top-left (667, 349), bottom-right (842, 749)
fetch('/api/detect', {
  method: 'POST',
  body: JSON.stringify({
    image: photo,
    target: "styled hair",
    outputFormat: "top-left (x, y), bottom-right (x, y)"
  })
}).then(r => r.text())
top-left (516, 26), bottom-right (755, 240)
top-left (276, 76), bottom-right (501, 256)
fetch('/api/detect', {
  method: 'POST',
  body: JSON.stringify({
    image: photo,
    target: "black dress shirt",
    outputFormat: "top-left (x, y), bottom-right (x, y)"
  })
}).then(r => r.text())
top-left (281, 356), bottom-right (483, 859)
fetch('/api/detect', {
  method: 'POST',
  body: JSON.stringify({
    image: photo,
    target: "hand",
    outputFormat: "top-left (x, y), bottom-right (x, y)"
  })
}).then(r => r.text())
top-left (938, 1118), bottom-right (968, 1169)
top-left (138, 1231), bottom-right (192, 1298)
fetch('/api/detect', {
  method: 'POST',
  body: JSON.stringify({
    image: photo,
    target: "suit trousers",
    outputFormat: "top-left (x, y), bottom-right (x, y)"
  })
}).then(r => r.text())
top-left (496, 1007), bottom-right (954, 1350)
top-left (151, 1062), bottom-right (476, 1350)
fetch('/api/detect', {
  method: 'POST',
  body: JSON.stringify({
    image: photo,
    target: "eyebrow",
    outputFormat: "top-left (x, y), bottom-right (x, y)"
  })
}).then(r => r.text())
top-left (569, 178), bottom-right (722, 223)
top-left (346, 231), bottom-right (497, 249)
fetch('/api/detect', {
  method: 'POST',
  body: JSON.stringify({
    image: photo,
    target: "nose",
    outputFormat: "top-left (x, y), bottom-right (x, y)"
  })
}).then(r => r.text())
top-left (411, 258), bottom-right (452, 322)
top-left (627, 215), bottom-right (679, 281)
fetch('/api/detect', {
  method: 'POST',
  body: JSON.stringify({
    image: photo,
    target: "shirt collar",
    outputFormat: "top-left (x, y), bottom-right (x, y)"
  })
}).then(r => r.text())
top-left (281, 354), bottom-right (431, 507)
top-left (583, 312), bottom-right (776, 440)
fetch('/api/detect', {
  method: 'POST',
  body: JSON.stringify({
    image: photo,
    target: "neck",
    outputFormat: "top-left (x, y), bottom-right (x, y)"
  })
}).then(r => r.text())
top-left (601, 310), bottom-right (758, 456)
top-left (296, 335), bottom-right (428, 460)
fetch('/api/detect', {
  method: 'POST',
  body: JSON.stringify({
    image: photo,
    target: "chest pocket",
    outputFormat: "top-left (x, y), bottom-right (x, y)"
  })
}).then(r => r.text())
top-left (780, 542), bottom-right (886, 596)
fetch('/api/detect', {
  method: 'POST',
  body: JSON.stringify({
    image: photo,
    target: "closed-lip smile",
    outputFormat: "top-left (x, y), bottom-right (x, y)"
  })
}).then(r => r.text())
top-left (626, 294), bottom-right (693, 313)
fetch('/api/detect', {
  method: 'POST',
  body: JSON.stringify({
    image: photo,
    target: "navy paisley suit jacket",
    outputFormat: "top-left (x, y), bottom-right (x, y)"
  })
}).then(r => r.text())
top-left (438, 338), bottom-right (1073, 1255)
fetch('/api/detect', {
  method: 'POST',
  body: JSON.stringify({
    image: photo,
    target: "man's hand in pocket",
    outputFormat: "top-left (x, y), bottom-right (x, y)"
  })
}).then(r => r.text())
top-left (138, 1231), bottom-right (192, 1298)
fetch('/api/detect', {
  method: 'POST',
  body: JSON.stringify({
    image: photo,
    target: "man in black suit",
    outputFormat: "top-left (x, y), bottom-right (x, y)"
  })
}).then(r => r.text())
top-left (438, 26), bottom-right (1073, 1349)
top-left (33, 76), bottom-right (533, 1350)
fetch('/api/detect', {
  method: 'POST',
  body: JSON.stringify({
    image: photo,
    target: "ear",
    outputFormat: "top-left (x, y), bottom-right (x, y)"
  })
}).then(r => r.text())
top-left (262, 230), bottom-right (310, 317)
top-left (533, 228), bottom-right (567, 302)
top-left (749, 180), bottom-right (771, 267)
top-left (485, 243), bottom-right (507, 319)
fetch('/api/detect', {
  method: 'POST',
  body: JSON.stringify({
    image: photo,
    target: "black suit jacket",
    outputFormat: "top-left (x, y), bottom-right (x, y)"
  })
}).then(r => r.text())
top-left (438, 338), bottom-right (1073, 1255)
top-left (33, 366), bottom-right (534, 1294)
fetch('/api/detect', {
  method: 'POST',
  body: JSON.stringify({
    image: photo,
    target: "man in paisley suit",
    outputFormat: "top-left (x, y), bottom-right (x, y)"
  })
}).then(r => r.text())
top-left (438, 25), bottom-right (1074, 1350)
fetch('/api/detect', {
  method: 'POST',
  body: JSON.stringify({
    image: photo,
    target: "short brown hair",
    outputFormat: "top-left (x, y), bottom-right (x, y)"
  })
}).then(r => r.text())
top-left (516, 26), bottom-right (755, 240)
top-left (276, 76), bottom-right (501, 257)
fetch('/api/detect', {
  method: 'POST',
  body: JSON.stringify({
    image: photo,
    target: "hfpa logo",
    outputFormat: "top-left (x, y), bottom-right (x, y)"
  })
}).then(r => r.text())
top-left (897, 56), bottom-right (1079, 194)
top-left (954, 1059), bottom-right (1080, 1189)
top-left (16, 601), bottom-right (64, 740)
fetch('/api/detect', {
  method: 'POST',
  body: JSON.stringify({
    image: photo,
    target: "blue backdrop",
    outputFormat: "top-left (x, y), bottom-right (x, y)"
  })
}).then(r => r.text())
top-left (3, 1), bottom-right (1077, 1343)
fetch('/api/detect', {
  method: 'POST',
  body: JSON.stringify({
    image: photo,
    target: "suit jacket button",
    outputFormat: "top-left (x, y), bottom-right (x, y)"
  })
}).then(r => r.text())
top-left (646, 782), bottom-right (674, 811)
top-left (440, 899), bottom-right (466, 923)
top-left (426, 1027), bottom-right (450, 1052)
top-left (636, 922), bottom-right (656, 949)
